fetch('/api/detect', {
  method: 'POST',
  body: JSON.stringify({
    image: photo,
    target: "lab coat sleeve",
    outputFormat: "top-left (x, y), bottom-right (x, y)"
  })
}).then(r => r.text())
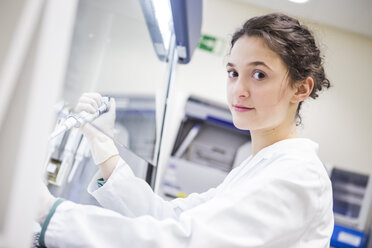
top-left (44, 166), bottom-right (332, 248)
top-left (87, 158), bottom-right (218, 220)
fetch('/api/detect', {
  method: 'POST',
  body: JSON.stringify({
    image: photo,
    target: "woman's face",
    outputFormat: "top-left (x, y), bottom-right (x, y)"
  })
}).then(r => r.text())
top-left (226, 36), bottom-right (297, 131)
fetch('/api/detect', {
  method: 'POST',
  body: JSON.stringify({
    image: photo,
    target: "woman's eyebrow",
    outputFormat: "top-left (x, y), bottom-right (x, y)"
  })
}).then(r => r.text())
top-left (226, 61), bottom-right (273, 71)
top-left (248, 61), bottom-right (273, 71)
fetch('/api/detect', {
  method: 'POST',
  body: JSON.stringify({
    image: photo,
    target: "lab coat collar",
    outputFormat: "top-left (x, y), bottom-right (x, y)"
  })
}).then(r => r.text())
top-left (251, 138), bottom-right (319, 162)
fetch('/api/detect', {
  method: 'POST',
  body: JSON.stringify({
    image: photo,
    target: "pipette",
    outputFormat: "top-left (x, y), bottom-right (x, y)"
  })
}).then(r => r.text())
top-left (50, 96), bottom-right (111, 140)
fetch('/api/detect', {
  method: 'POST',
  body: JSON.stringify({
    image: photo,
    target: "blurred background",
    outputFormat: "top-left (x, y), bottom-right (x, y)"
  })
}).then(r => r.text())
top-left (0, 0), bottom-right (371, 247)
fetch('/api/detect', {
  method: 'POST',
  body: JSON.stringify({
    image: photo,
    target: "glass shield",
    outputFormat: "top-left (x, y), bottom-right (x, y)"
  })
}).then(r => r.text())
top-left (63, 0), bottom-right (170, 165)
top-left (46, 0), bottom-right (172, 201)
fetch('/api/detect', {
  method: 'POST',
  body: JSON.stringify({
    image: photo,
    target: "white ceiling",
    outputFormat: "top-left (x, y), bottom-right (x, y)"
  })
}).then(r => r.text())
top-left (237, 0), bottom-right (372, 38)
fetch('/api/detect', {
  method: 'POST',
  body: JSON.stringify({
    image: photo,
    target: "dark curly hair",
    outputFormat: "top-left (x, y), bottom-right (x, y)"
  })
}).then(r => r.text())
top-left (231, 13), bottom-right (330, 124)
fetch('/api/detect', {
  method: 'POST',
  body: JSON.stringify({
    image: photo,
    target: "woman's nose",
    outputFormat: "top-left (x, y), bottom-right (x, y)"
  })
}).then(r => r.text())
top-left (234, 77), bottom-right (250, 98)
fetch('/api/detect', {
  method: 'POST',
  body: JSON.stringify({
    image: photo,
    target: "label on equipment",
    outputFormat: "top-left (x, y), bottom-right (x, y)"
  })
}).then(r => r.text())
top-left (338, 231), bottom-right (361, 246)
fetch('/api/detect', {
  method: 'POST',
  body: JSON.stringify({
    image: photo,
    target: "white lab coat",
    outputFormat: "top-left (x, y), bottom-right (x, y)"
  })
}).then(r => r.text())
top-left (43, 138), bottom-right (334, 247)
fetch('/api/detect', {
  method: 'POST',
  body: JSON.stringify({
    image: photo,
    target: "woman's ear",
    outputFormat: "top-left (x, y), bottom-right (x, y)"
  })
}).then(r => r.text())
top-left (291, 77), bottom-right (314, 103)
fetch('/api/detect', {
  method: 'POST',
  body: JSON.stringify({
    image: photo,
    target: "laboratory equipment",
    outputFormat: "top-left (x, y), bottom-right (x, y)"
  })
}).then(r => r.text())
top-left (160, 96), bottom-right (251, 199)
top-left (46, 95), bottom-right (158, 206)
top-left (328, 166), bottom-right (372, 248)
top-left (114, 95), bottom-right (157, 179)
top-left (331, 168), bottom-right (372, 231)
top-left (68, 137), bottom-right (90, 183)
top-left (170, 0), bottom-right (203, 64)
top-left (50, 96), bottom-right (110, 140)
top-left (331, 224), bottom-right (366, 248)
top-left (46, 128), bottom-right (83, 186)
top-left (140, 0), bottom-right (203, 64)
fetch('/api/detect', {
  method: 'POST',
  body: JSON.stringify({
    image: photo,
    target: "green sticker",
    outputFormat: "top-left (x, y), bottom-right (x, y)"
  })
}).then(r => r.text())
top-left (199, 34), bottom-right (217, 52)
top-left (198, 34), bottom-right (225, 55)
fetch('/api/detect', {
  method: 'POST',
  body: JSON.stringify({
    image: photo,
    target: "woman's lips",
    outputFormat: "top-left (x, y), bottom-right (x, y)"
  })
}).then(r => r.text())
top-left (233, 105), bottom-right (254, 112)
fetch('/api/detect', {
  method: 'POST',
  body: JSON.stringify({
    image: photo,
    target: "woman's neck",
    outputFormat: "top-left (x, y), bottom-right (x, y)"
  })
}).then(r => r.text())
top-left (250, 119), bottom-right (297, 156)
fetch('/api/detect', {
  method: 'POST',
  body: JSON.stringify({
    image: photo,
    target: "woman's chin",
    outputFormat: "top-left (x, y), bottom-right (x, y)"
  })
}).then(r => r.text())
top-left (232, 120), bottom-right (252, 131)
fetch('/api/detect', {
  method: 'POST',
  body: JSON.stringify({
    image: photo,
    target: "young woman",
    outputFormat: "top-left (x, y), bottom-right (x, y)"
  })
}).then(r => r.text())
top-left (37, 13), bottom-right (333, 247)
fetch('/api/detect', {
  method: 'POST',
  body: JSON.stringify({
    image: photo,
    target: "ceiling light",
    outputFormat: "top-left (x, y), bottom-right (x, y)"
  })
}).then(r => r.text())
top-left (288, 0), bottom-right (309, 3)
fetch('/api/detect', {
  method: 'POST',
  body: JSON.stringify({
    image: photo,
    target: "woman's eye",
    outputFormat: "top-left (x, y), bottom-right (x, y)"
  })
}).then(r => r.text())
top-left (253, 71), bottom-right (266, 80)
top-left (228, 70), bottom-right (238, 78)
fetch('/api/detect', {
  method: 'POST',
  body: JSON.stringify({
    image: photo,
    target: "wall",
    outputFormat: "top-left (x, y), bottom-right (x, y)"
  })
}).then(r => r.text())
top-left (173, 0), bottom-right (372, 174)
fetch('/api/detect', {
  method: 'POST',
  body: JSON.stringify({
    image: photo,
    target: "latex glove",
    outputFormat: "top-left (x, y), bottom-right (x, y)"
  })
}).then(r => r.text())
top-left (75, 93), bottom-right (119, 164)
top-left (36, 182), bottom-right (57, 225)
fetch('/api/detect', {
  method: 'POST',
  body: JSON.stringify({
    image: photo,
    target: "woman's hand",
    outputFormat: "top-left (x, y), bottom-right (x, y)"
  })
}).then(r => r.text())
top-left (75, 93), bottom-right (119, 179)
top-left (75, 93), bottom-right (119, 164)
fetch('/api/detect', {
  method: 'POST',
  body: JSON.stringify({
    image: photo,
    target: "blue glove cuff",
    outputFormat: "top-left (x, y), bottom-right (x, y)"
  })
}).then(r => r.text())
top-left (38, 198), bottom-right (65, 247)
top-left (97, 178), bottom-right (107, 188)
